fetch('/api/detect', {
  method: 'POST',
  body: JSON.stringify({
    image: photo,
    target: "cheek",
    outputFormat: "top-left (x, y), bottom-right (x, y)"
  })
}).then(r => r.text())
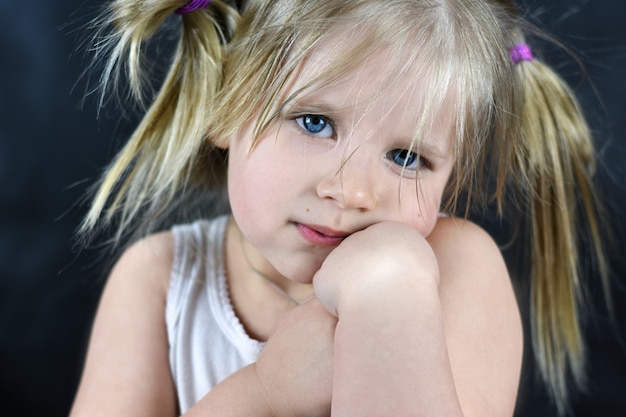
top-left (398, 181), bottom-right (446, 238)
top-left (226, 142), bottom-right (294, 238)
top-left (403, 204), bottom-right (439, 238)
top-left (415, 210), bottom-right (440, 237)
top-left (227, 168), bottom-right (250, 219)
top-left (227, 147), bottom-right (266, 238)
top-left (228, 158), bottom-right (268, 212)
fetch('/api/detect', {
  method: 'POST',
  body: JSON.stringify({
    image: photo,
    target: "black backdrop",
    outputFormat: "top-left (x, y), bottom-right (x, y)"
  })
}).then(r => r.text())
top-left (1, 1), bottom-right (625, 416)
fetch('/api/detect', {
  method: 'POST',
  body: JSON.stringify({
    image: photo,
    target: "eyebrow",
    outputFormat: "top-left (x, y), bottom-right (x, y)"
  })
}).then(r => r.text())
top-left (411, 140), bottom-right (450, 161)
top-left (281, 98), bottom-right (344, 118)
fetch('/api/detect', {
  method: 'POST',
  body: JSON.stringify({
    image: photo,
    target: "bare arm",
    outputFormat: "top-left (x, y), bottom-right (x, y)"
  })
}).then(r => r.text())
top-left (69, 232), bottom-right (178, 417)
top-left (433, 218), bottom-right (522, 416)
top-left (314, 219), bottom-right (522, 417)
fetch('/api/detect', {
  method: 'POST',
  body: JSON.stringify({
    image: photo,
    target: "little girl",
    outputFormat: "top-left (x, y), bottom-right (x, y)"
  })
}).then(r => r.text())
top-left (70, 0), bottom-right (607, 416)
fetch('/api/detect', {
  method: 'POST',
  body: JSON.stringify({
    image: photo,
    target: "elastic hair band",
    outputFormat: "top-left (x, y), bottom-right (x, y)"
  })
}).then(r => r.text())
top-left (175, 0), bottom-right (211, 15)
top-left (509, 44), bottom-right (534, 64)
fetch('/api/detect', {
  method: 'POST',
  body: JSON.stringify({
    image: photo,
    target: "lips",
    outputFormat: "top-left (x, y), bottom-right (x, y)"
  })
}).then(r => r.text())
top-left (296, 223), bottom-right (349, 247)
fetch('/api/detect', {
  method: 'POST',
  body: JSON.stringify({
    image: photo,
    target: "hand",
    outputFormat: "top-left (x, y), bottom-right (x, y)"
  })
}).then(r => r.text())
top-left (313, 221), bottom-right (439, 316)
top-left (253, 297), bottom-right (336, 417)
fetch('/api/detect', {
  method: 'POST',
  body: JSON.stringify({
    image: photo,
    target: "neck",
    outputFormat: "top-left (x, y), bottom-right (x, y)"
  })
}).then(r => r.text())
top-left (228, 218), bottom-right (313, 307)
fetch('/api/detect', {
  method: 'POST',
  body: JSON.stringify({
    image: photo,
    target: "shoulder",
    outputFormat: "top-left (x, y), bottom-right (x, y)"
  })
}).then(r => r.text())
top-left (427, 217), bottom-right (517, 318)
top-left (427, 216), bottom-right (514, 295)
top-left (428, 216), bottom-right (503, 267)
top-left (427, 216), bottom-right (517, 313)
top-left (114, 230), bottom-right (176, 275)
top-left (108, 231), bottom-right (176, 298)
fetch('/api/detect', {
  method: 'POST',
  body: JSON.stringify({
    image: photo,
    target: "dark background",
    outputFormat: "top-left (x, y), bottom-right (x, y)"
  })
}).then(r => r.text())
top-left (1, 0), bottom-right (624, 416)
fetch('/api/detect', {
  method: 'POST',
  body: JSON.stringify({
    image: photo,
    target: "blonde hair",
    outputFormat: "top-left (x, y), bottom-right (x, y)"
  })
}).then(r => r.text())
top-left (82, 0), bottom-right (608, 412)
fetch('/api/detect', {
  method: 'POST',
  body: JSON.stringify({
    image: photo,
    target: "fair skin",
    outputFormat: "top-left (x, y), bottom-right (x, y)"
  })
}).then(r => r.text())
top-left (70, 46), bottom-right (523, 417)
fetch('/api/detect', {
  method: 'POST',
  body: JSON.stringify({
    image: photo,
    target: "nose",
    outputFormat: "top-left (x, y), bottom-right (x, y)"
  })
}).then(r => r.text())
top-left (316, 154), bottom-right (378, 211)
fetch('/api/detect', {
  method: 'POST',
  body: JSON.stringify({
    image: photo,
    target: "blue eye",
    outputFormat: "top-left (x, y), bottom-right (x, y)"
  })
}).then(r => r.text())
top-left (386, 149), bottom-right (428, 170)
top-left (295, 115), bottom-right (335, 138)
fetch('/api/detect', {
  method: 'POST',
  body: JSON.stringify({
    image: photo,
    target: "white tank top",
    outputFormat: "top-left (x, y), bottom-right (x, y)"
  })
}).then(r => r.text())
top-left (166, 216), bottom-right (264, 413)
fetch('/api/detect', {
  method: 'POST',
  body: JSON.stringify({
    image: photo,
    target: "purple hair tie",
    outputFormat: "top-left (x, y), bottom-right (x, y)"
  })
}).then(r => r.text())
top-left (510, 43), bottom-right (534, 64)
top-left (175, 0), bottom-right (211, 15)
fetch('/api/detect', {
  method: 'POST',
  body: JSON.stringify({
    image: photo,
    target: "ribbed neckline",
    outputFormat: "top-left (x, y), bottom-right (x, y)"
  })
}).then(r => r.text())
top-left (209, 216), bottom-right (265, 361)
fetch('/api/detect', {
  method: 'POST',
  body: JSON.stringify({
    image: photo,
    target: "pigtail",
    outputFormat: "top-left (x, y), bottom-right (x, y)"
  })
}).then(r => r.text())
top-left (512, 55), bottom-right (608, 411)
top-left (81, 0), bottom-right (239, 242)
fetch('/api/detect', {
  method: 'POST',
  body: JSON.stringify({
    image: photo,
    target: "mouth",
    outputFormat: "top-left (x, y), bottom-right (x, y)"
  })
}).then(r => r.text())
top-left (295, 223), bottom-right (349, 247)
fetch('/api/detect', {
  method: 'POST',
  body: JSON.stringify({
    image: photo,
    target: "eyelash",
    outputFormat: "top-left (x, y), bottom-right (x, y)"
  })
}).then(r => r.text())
top-left (294, 114), bottom-right (336, 139)
top-left (385, 149), bottom-right (432, 171)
